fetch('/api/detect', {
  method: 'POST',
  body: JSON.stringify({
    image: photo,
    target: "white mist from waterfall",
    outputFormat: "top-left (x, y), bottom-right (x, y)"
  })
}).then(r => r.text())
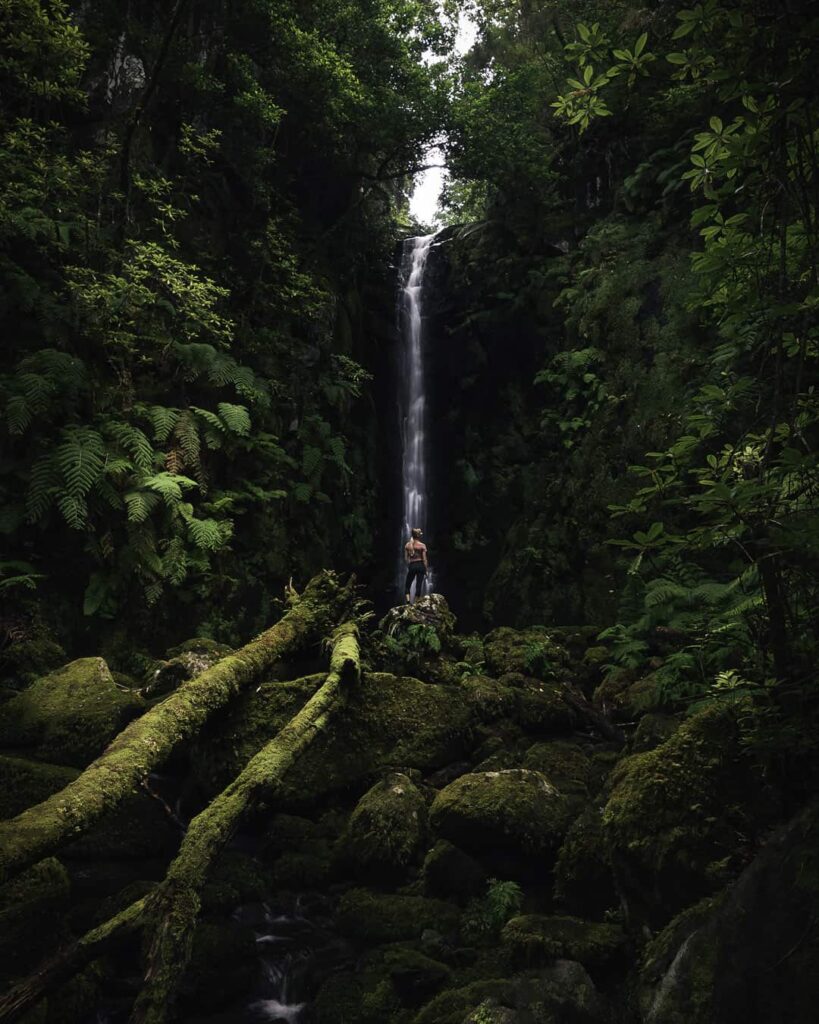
top-left (397, 233), bottom-right (436, 595)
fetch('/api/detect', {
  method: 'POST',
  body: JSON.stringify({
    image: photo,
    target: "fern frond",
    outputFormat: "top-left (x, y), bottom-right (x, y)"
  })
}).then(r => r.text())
top-left (57, 493), bottom-right (88, 529)
top-left (124, 491), bottom-right (160, 523)
top-left (186, 516), bottom-right (224, 550)
top-left (108, 422), bottom-right (154, 471)
top-left (217, 402), bottom-right (251, 436)
top-left (173, 412), bottom-right (201, 470)
top-left (6, 394), bottom-right (32, 433)
top-left (191, 406), bottom-right (226, 432)
top-left (146, 405), bottom-right (180, 443)
top-left (143, 472), bottom-right (198, 507)
top-left (56, 427), bottom-right (105, 498)
top-left (302, 445), bottom-right (323, 480)
top-left (26, 454), bottom-right (60, 522)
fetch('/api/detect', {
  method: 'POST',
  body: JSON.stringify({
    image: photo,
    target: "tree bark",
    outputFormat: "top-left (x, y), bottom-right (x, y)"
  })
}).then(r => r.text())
top-left (0, 573), bottom-right (353, 886)
top-left (0, 898), bottom-right (147, 1024)
top-left (129, 622), bottom-right (360, 1024)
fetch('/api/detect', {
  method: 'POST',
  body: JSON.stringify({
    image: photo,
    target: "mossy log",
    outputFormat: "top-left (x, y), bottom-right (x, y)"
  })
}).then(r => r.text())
top-left (130, 622), bottom-right (361, 1024)
top-left (0, 572), bottom-right (352, 886)
top-left (0, 898), bottom-right (146, 1024)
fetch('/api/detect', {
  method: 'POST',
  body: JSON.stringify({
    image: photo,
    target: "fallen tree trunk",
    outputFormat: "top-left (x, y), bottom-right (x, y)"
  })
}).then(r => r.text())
top-left (0, 898), bottom-right (146, 1024)
top-left (130, 621), bottom-right (360, 1024)
top-left (0, 573), bottom-right (352, 886)
top-left (0, 623), bottom-right (360, 1024)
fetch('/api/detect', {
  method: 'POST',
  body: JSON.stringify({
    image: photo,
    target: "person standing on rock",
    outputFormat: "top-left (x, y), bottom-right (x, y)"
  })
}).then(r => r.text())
top-left (404, 527), bottom-right (428, 604)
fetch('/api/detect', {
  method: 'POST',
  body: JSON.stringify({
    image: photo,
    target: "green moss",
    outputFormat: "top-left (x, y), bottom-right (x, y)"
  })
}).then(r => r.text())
top-left (200, 849), bottom-right (275, 914)
top-left (630, 712), bottom-right (680, 753)
top-left (423, 840), bottom-right (487, 903)
top-left (340, 772), bottom-right (427, 882)
top-left (458, 675), bottom-right (519, 724)
top-left (336, 888), bottom-right (460, 945)
top-left (515, 681), bottom-right (576, 735)
top-left (0, 755), bottom-right (79, 819)
top-left (412, 981), bottom-right (513, 1024)
top-left (603, 702), bottom-right (765, 926)
top-left (554, 805), bottom-right (615, 918)
top-left (501, 913), bottom-right (626, 969)
top-left (178, 921), bottom-right (257, 1012)
top-left (522, 741), bottom-right (593, 798)
top-left (483, 627), bottom-right (567, 680)
top-left (429, 769), bottom-right (571, 861)
top-left (0, 658), bottom-right (144, 768)
top-left (144, 637), bottom-right (235, 697)
top-left (384, 948), bottom-right (452, 1007)
top-left (0, 858), bottom-right (71, 985)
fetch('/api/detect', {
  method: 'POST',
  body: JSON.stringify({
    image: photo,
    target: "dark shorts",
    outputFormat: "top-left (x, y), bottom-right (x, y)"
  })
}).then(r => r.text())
top-left (405, 561), bottom-right (426, 594)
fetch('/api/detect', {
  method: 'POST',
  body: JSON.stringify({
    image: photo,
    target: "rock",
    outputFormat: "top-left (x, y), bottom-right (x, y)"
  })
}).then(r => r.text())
top-left (630, 712), bottom-right (679, 753)
top-left (63, 788), bottom-right (180, 862)
top-left (423, 839), bottom-right (487, 903)
top-left (638, 802), bottom-right (819, 1024)
top-left (554, 804), bottom-right (616, 919)
top-left (459, 674), bottom-right (519, 724)
top-left (178, 921), bottom-right (257, 1012)
top-left (429, 769), bottom-right (572, 871)
top-left (483, 626), bottom-right (567, 679)
top-left (593, 669), bottom-right (663, 720)
top-left (191, 672), bottom-right (476, 805)
top-left (0, 858), bottom-right (71, 986)
top-left (414, 981), bottom-right (513, 1024)
top-left (385, 947), bottom-right (452, 1007)
top-left (143, 637), bottom-right (233, 697)
top-left (501, 914), bottom-right (626, 970)
top-left (339, 772), bottom-right (427, 882)
top-left (0, 657), bottom-right (143, 768)
top-left (523, 740), bottom-right (594, 800)
top-left (515, 680), bottom-right (576, 734)
top-left (463, 1001), bottom-right (520, 1024)
top-left (0, 754), bottom-right (78, 819)
top-left (336, 888), bottom-right (460, 945)
top-left (512, 960), bottom-right (605, 1022)
top-left (379, 593), bottom-right (457, 644)
top-left (603, 702), bottom-right (771, 928)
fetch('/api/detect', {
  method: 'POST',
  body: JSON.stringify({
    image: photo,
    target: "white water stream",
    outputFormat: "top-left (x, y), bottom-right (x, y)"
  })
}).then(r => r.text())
top-left (397, 233), bottom-right (436, 594)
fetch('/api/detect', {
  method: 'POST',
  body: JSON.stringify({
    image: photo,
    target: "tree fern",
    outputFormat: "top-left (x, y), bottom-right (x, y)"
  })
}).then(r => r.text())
top-left (143, 472), bottom-right (197, 506)
top-left (144, 405), bottom-right (180, 443)
top-left (124, 490), bottom-right (160, 523)
top-left (26, 453), bottom-right (60, 522)
top-left (173, 412), bottom-right (201, 471)
top-left (217, 402), bottom-right (251, 436)
top-left (56, 426), bottom-right (105, 500)
top-left (107, 422), bottom-right (154, 471)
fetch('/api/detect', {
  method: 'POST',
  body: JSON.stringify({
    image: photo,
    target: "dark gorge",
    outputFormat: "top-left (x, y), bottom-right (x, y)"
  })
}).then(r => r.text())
top-left (2, 3), bottom-right (819, 1024)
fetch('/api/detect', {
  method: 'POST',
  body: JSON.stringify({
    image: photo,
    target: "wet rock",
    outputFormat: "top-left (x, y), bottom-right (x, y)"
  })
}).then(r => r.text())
top-left (339, 771), bottom-right (427, 883)
top-left (0, 657), bottom-right (143, 767)
top-left (429, 769), bottom-right (572, 869)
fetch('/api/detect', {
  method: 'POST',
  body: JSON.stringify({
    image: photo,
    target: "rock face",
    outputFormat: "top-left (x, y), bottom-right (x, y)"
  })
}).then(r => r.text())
top-left (430, 769), bottom-right (571, 870)
top-left (0, 658), bottom-right (143, 767)
top-left (339, 772), bottom-right (427, 882)
top-left (639, 802), bottom-right (819, 1024)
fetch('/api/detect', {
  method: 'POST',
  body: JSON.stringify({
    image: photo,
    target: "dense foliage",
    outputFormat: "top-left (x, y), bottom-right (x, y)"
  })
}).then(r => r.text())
top-left (426, 0), bottom-right (819, 758)
top-left (0, 0), bottom-right (450, 657)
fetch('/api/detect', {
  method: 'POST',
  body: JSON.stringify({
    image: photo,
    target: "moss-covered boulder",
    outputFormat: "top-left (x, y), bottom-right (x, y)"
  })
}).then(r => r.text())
top-left (143, 636), bottom-right (234, 697)
top-left (429, 769), bottom-right (571, 871)
top-left (0, 754), bottom-right (78, 819)
top-left (501, 914), bottom-right (626, 970)
top-left (630, 711), bottom-right (679, 753)
top-left (339, 772), bottom-right (427, 882)
top-left (603, 702), bottom-right (770, 928)
top-left (413, 981), bottom-right (513, 1024)
top-left (522, 741), bottom-right (593, 799)
top-left (380, 593), bottom-right (457, 644)
top-left (511, 960), bottom-right (605, 1023)
top-left (515, 680), bottom-right (576, 735)
top-left (192, 672), bottom-right (476, 805)
top-left (483, 627), bottom-right (567, 679)
top-left (178, 920), bottom-right (257, 1012)
top-left (554, 805), bottom-right (615, 919)
top-left (423, 839), bottom-right (487, 903)
top-left (0, 858), bottom-right (71, 985)
top-left (385, 947), bottom-right (453, 1007)
top-left (0, 658), bottom-right (143, 767)
top-left (638, 802), bottom-right (819, 1024)
top-left (336, 887), bottom-right (460, 945)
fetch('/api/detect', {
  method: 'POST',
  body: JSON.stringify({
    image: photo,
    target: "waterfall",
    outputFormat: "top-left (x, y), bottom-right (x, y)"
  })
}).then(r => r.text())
top-left (397, 233), bottom-right (436, 594)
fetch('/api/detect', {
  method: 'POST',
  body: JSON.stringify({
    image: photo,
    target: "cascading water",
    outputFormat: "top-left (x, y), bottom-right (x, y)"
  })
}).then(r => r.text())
top-left (397, 232), bottom-right (436, 594)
